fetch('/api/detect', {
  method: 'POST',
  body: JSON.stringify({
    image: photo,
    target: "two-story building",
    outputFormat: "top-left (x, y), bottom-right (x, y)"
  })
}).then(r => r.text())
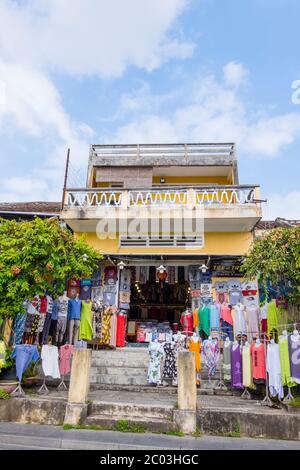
top-left (61, 143), bottom-right (262, 334)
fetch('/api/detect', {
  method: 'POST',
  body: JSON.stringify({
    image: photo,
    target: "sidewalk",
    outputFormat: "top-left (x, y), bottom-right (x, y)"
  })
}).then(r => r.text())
top-left (0, 422), bottom-right (299, 450)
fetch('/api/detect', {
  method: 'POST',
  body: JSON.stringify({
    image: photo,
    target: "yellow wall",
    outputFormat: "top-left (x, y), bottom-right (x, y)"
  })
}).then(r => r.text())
top-left (76, 231), bottom-right (253, 256)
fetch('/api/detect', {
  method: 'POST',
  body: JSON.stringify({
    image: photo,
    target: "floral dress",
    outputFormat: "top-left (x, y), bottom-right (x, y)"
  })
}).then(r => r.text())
top-left (163, 342), bottom-right (176, 380)
top-left (148, 341), bottom-right (165, 385)
top-left (202, 338), bottom-right (220, 378)
top-left (99, 306), bottom-right (111, 346)
top-left (173, 334), bottom-right (187, 385)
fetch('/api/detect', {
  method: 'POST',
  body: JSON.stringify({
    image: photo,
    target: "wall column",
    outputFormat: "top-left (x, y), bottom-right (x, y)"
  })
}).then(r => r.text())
top-left (174, 351), bottom-right (197, 434)
top-left (64, 348), bottom-right (92, 425)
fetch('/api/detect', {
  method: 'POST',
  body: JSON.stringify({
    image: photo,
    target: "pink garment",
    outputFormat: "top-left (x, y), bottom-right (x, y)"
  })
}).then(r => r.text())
top-left (220, 304), bottom-right (233, 325)
top-left (59, 344), bottom-right (74, 375)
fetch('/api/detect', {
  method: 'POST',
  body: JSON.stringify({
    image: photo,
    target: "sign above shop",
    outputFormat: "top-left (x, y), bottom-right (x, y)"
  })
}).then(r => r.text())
top-left (211, 259), bottom-right (242, 278)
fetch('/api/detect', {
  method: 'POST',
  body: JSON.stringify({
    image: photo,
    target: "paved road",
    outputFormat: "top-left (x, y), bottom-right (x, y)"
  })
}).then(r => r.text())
top-left (0, 422), bottom-right (299, 450)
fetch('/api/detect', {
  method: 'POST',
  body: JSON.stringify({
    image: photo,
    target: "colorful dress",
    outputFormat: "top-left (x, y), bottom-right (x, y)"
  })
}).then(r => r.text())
top-left (79, 301), bottom-right (93, 341)
top-left (242, 343), bottom-right (253, 387)
top-left (231, 343), bottom-right (243, 389)
top-left (222, 340), bottom-right (232, 382)
top-left (198, 306), bottom-right (210, 338)
top-left (148, 341), bottom-right (165, 385)
top-left (202, 338), bottom-right (220, 378)
top-left (173, 334), bottom-right (187, 385)
top-left (116, 313), bottom-right (126, 347)
top-left (99, 306), bottom-right (112, 346)
top-left (163, 342), bottom-right (176, 380)
top-left (288, 334), bottom-right (300, 384)
top-left (279, 335), bottom-right (296, 387)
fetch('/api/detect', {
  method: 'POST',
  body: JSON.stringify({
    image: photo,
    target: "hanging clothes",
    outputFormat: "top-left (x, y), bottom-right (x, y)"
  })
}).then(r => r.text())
top-left (79, 300), bottom-right (93, 341)
top-left (12, 313), bottom-right (27, 344)
top-left (251, 343), bottom-right (266, 381)
top-left (99, 306), bottom-right (112, 346)
top-left (41, 345), bottom-right (61, 379)
top-left (260, 304), bottom-right (268, 334)
top-left (266, 342), bottom-right (283, 399)
top-left (232, 304), bottom-right (246, 337)
top-left (148, 341), bottom-right (165, 385)
top-left (192, 308), bottom-right (199, 331)
top-left (231, 343), bottom-right (243, 389)
top-left (209, 304), bottom-right (220, 330)
top-left (116, 313), bottom-right (126, 347)
top-left (180, 311), bottom-right (193, 336)
top-left (242, 343), bottom-right (253, 388)
top-left (267, 300), bottom-right (278, 335)
top-left (11, 344), bottom-right (40, 381)
top-left (288, 334), bottom-right (300, 384)
top-left (173, 333), bottom-right (187, 385)
top-left (163, 342), bottom-right (176, 380)
top-left (0, 341), bottom-right (6, 370)
top-left (244, 306), bottom-right (260, 342)
top-left (279, 335), bottom-right (296, 387)
top-left (222, 340), bottom-right (232, 382)
top-left (202, 338), bottom-right (220, 378)
top-left (59, 344), bottom-right (74, 376)
top-left (188, 337), bottom-right (201, 385)
top-left (198, 305), bottom-right (210, 339)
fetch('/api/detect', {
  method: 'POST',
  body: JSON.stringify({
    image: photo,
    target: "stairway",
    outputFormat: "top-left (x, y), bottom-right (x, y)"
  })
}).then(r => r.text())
top-left (86, 401), bottom-right (175, 433)
top-left (90, 347), bottom-right (149, 386)
top-left (90, 348), bottom-right (237, 395)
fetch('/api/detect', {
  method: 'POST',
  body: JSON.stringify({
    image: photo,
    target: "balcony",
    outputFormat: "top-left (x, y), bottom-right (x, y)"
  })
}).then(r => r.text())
top-left (61, 185), bottom-right (262, 233)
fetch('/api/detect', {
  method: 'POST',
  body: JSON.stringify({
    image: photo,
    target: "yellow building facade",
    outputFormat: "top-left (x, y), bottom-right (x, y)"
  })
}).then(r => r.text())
top-left (61, 143), bottom-right (262, 328)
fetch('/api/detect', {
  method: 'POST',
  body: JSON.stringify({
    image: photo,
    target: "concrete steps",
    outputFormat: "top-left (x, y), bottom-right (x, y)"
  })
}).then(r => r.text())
top-left (86, 401), bottom-right (175, 433)
top-left (85, 415), bottom-right (174, 433)
top-left (90, 348), bottom-right (148, 386)
top-left (90, 375), bottom-right (148, 386)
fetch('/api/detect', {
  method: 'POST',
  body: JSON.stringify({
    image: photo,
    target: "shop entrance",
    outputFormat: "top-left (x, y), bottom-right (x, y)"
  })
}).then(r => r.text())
top-left (125, 265), bottom-right (191, 343)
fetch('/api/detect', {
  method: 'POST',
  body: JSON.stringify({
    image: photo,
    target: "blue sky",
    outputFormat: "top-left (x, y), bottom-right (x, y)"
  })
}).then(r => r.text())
top-left (0, 0), bottom-right (299, 219)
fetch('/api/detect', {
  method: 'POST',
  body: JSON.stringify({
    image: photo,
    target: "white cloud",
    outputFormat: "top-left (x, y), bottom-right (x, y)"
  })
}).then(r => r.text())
top-left (110, 64), bottom-right (300, 158)
top-left (223, 62), bottom-right (248, 88)
top-left (0, 0), bottom-right (193, 201)
top-left (0, 0), bottom-right (194, 78)
top-left (263, 192), bottom-right (300, 220)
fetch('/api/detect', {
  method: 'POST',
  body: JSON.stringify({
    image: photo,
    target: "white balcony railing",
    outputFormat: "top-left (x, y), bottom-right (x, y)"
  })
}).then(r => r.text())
top-left (64, 186), bottom-right (258, 209)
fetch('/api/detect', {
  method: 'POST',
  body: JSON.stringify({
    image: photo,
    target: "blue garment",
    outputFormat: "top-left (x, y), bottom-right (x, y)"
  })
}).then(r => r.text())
top-left (51, 300), bottom-right (59, 320)
top-left (11, 345), bottom-right (40, 381)
top-left (222, 321), bottom-right (234, 341)
top-left (68, 299), bottom-right (82, 320)
top-left (12, 313), bottom-right (27, 344)
top-left (209, 304), bottom-right (221, 329)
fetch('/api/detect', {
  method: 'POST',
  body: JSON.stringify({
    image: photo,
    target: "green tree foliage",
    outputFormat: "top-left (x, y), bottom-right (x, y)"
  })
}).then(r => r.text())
top-left (0, 217), bottom-right (103, 318)
top-left (242, 227), bottom-right (300, 302)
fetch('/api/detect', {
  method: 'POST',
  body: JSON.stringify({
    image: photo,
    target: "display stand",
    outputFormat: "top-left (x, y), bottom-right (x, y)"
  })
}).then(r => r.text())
top-left (11, 382), bottom-right (25, 397)
top-left (57, 375), bottom-right (68, 391)
top-left (38, 377), bottom-right (49, 395)
top-left (283, 386), bottom-right (294, 404)
top-left (241, 387), bottom-right (251, 400)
